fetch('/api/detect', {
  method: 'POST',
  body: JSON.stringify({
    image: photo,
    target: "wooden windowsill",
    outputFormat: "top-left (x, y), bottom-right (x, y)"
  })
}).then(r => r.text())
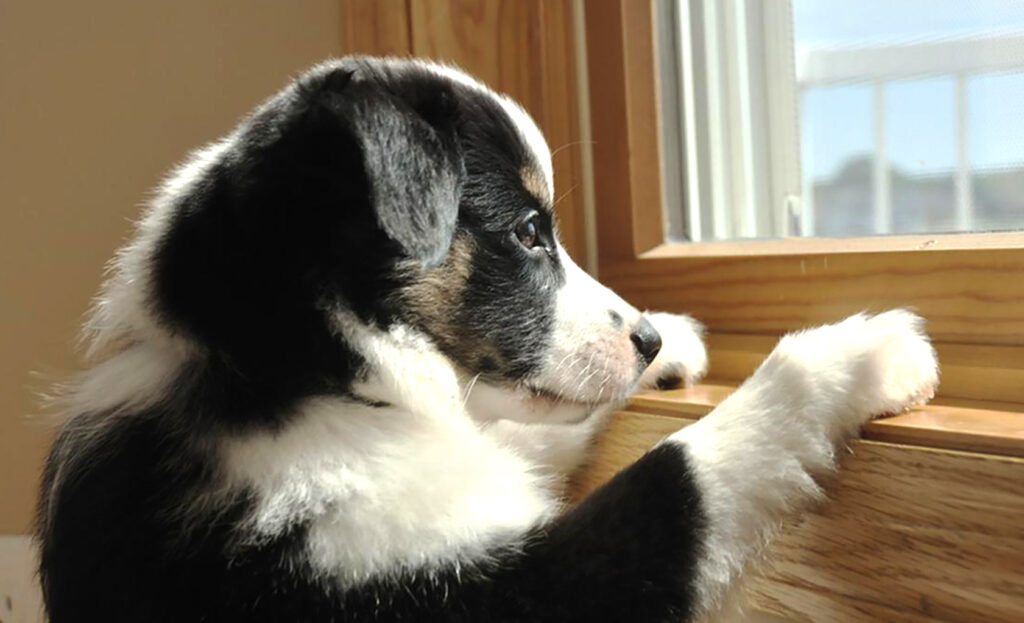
top-left (572, 407), bottom-right (1024, 621)
top-left (630, 383), bottom-right (1024, 458)
top-left (642, 231), bottom-right (1024, 259)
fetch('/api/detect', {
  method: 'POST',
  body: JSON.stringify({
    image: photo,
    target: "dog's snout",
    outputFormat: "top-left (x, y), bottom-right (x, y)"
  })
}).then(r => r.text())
top-left (630, 317), bottom-right (662, 367)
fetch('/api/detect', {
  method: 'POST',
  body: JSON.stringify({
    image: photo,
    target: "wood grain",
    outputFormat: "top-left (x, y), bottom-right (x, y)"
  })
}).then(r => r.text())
top-left (865, 401), bottom-right (1024, 457)
top-left (569, 410), bottom-right (682, 497)
top-left (620, 0), bottom-right (665, 254)
top-left (630, 384), bottom-right (1024, 458)
top-left (572, 410), bottom-right (1024, 622)
top-left (602, 246), bottom-right (1024, 346)
top-left (644, 231), bottom-right (1024, 257)
top-left (702, 333), bottom-right (1024, 405)
top-left (340, 0), bottom-right (412, 56)
top-left (409, 0), bottom-right (545, 112)
top-left (536, 0), bottom-right (586, 262)
top-left (585, 0), bottom-right (666, 262)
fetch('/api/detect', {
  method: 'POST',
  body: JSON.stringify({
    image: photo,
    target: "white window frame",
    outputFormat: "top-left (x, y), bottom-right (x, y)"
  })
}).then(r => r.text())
top-left (656, 0), bottom-right (802, 242)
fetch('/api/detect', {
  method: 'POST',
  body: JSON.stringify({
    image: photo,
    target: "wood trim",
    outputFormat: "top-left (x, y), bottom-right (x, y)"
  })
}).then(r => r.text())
top-left (644, 230), bottom-right (1024, 257)
top-left (602, 246), bottom-right (1024, 346)
top-left (584, 0), bottom-right (665, 262)
top-left (339, 0), bottom-right (413, 56)
top-left (582, 0), bottom-right (632, 262)
top-left (629, 384), bottom-right (1024, 458)
top-left (703, 333), bottom-right (1024, 405)
top-left (620, 0), bottom-right (665, 255)
top-left (571, 410), bottom-right (1024, 622)
top-left (537, 0), bottom-right (587, 262)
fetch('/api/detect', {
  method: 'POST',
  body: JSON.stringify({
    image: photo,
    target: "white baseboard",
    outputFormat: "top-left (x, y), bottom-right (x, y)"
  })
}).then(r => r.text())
top-left (0, 535), bottom-right (43, 623)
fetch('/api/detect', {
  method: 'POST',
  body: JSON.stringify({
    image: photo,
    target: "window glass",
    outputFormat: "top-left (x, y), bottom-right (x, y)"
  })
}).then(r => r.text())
top-left (795, 0), bottom-right (1024, 236)
top-left (660, 0), bottom-right (1024, 241)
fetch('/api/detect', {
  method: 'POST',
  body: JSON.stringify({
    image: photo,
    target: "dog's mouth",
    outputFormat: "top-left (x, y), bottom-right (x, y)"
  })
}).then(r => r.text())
top-left (524, 383), bottom-right (605, 408)
top-left (522, 354), bottom-right (648, 408)
top-left (462, 375), bottom-right (629, 425)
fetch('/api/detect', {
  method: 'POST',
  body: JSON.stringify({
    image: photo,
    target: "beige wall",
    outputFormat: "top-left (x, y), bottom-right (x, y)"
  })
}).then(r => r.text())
top-left (0, 1), bottom-right (343, 533)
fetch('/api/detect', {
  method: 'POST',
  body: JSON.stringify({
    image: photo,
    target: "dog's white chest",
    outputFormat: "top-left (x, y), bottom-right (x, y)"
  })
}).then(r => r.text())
top-left (221, 397), bottom-right (556, 585)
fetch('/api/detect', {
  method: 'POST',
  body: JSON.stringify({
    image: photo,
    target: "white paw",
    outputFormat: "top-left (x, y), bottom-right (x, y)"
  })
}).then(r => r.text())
top-left (855, 309), bottom-right (939, 416)
top-left (773, 309), bottom-right (939, 423)
top-left (639, 312), bottom-right (708, 389)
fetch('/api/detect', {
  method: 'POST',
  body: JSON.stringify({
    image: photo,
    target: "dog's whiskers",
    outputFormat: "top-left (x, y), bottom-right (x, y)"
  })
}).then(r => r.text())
top-left (460, 373), bottom-right (483, 412)
top-left (553, 184), bottom-right (579, 209)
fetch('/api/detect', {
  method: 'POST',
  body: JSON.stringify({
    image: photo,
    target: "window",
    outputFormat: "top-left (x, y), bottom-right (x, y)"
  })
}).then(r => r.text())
top-left (583, 0), bottom-right (1024, 418)
top-left (656, 0), bottom-right (1024, 242)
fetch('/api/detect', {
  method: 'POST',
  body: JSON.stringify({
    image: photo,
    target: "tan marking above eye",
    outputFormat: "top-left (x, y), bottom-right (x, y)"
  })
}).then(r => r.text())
top-left (520, 166), bottom-right (552, 208)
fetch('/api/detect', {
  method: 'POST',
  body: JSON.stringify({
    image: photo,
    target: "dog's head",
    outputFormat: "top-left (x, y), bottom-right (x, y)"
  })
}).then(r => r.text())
top-left (89, 57), bottom-right (660, 423)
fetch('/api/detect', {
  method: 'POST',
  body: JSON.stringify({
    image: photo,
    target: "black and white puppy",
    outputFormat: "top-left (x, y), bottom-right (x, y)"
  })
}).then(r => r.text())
top-left (36, 57), bottom-right (938, 622)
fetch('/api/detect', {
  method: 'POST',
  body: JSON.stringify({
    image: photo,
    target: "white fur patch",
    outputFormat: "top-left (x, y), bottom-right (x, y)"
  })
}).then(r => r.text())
top-left (331, 310), bottom-right (463, 417)
top-left (496, 97), bottom-right (554, 198)
top-left (59, 341), bottom-right (185, 417)
top-left (527, 246), bottom-right (645, 404)
top-left (222, 395), bottom-right (557, 587)
top-left (479, 404), bottom-right (615, 478)
top-left (666, 310), bottom-right (938, 616)
top-left (216, 316), bottom-right (558, 586)
top-left (463, 378), bottom-right (598, 426)
top-left (85, 137), bottom-right (236, 358)
top-left (639, 312), bottom-right (708, 389)
top-left (417, 61), bottom-right (553, 198)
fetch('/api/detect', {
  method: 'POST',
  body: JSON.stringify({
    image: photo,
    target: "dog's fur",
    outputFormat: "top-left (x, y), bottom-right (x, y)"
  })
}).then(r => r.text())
top-left (36, 57), bottom-right (939, 622)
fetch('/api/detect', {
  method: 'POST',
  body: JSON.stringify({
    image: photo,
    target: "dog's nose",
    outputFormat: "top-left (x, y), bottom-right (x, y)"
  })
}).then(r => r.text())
top-left (630, 317), bottom-right (662, 367)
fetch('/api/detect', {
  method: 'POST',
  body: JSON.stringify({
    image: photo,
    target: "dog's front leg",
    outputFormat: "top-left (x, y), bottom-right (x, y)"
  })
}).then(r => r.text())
top-left (665, 309), bottom-right (938, 617)
top-left (499, 311), bottom-right (936, 622)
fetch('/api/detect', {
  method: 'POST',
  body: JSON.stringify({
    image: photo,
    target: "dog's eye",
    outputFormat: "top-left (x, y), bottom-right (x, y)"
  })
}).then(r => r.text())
top-left (515, 214), bottom-right (540, 249)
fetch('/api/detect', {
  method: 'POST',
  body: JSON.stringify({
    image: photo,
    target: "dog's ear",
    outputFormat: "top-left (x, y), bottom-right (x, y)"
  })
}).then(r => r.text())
top-left (315, 68), bottom-right (464, 268)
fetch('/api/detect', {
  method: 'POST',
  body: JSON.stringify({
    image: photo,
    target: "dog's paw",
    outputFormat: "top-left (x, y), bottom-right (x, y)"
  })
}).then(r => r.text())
top-left (855, 309), bottom-right (939, 417)
top-left (639, 312), bottom-right (708, 390)
top-left (772, 309), bottom-right (939, 423)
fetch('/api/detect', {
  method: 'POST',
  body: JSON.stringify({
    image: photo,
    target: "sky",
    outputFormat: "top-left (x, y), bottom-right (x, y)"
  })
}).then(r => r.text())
top-left (794, 0), bottom-right (1024, 180)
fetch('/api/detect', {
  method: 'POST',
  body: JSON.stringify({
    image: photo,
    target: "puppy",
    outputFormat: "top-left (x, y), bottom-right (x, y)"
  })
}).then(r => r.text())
top-left (36, 57), bottom-right (938, 622)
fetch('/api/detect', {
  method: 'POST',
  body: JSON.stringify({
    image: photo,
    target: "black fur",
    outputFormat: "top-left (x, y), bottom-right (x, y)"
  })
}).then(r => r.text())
top-left (150, 60), bottom-right (468, 427)
top-left (37, 57), bottom-right (708, 622)
top-left (41, 413), bottom-right (704, 622)
top-left (149, 57), bottom-right (559, 422)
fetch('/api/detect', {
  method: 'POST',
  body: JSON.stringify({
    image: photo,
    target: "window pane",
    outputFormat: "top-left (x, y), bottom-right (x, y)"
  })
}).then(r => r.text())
top-left (970, 72), bottom-right (1024, 231)
top-left (793, 0), bottom-right (1024, 237)
top-left (887, 78), bottom-right (956, 234)
top-left (800, 85), bottom-right (874, 237)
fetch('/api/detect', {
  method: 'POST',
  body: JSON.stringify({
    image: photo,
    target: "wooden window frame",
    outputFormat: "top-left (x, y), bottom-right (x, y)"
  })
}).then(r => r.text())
top-left (584, 0), bottom-right (1024, 454)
